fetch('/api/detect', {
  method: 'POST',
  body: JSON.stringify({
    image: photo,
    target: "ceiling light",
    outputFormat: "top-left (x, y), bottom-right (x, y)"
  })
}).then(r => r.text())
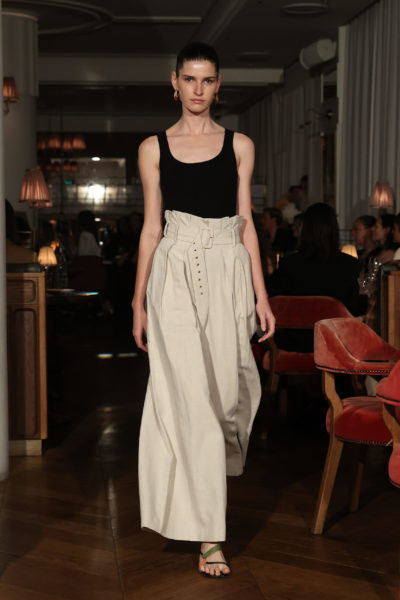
top-left (283, 1), bottom-right (327, 15)
top-left (87, 183), bottom-right (105, 203)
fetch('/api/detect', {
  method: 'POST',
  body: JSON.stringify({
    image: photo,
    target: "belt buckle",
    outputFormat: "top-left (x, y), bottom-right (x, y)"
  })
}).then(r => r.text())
top-left (201, 227), bottom-right (214, 249)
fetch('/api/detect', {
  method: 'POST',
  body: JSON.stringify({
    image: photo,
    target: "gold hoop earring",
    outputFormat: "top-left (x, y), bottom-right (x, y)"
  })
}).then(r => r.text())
top-left (214, 92), bottom-right (219, 104)
top-left (174, 89), bottom-right (179, 101)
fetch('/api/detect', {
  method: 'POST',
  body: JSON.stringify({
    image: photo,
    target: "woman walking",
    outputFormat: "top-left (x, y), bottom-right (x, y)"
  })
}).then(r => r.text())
top-left (132, 42), bottom-right (275, 578)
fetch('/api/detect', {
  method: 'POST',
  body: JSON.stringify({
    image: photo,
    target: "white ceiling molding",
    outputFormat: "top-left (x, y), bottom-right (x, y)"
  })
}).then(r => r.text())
top-left (113, 16), bottom-right (202, 24)
top-left (2, 0), bottom-right (112, 35)
top-left (38, 55), bottom-right (283, 86)
top-left (190, 0), bottom-right (248, 44)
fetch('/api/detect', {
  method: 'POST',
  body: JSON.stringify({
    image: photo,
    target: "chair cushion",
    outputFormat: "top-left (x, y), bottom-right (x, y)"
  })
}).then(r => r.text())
top-left (376, 360), bottom-right (400, 406)
top-left (263, 350), bottom-right (317, 375)
top-left (389, 446), bottom-right (400, 487)
top-left (326, 397), bottom-right (392, 445)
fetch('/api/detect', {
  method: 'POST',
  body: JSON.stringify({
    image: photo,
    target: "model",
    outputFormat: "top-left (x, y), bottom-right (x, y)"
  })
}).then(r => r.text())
top-left (132, 42), bottom-right (275, 579)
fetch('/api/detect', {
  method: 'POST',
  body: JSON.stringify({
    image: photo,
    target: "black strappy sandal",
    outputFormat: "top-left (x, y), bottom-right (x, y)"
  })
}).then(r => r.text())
top-left (198, 543), bottom-right (231, 578)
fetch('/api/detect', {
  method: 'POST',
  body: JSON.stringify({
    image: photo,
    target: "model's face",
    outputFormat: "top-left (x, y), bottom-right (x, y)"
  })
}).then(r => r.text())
top-left (352, 220), bottom-right (368, 246)
top-left (172, 60), bottom-right (220, 113)
top-left (372, 217), bottom-right (389, 242)
top-left (393, 222), bottom-right (400, 243)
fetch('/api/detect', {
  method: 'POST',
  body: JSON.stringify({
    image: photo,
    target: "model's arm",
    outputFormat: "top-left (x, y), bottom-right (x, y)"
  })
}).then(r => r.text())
top-left (234, 133), bottom-right (275, 341)
top-left (131, 135), bottom-right (163, 351)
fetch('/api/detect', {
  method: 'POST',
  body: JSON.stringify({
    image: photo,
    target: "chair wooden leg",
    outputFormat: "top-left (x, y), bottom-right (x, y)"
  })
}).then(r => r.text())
top-left (349, 445), bottom-right (367, 513)
top-left (312, 435), bottom-right (344, 535)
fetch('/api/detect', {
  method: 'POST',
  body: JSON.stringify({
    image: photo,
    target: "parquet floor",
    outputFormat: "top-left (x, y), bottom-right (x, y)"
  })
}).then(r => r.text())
top-left (0, 320), bottom-right (398, 599)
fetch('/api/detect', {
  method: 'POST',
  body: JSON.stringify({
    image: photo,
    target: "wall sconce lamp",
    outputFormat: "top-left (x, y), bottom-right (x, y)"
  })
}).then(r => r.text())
top-left (3, 76), bottom-right (19, 115)
top-left (370, 181), bottom-right (395, 210)
top-left (20, 167), bottom-right (53, 249)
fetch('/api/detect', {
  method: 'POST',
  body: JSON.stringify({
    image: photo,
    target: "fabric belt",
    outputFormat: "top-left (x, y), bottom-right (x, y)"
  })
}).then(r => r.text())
top-left (163, 221), bottom-right (241, 328)
top-left (164, 222), bottom-right (240, 248)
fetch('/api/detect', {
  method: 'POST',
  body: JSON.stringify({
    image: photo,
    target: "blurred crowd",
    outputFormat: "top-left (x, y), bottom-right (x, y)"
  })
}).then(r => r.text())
top-left (5, 179), bottom-right (400, 342)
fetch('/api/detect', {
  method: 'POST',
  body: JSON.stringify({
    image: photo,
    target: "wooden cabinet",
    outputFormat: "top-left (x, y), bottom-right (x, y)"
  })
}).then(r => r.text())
top-left (6, 271), bottom-right (47, 455)
top-left (380, 267), bottom-right (400, 349)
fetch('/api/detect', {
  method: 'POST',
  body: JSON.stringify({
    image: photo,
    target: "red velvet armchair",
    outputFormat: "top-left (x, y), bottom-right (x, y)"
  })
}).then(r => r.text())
top-left (312, 318), bottom-right (400, 534)
top-left (376, 360), bottom-right (400, 487)
top-left (261, 296), bottom-right (352, 421)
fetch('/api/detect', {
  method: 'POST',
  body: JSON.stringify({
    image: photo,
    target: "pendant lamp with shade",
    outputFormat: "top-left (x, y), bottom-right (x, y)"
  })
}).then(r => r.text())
top-left (20, 167), bottom-right (53, 248)
top-left (20, 167), bottom-right (52, 208)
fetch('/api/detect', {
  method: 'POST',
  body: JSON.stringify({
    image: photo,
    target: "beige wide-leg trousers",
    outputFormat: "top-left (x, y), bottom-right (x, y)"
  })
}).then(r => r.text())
top-left (138, 210), bottom-right (261, 541)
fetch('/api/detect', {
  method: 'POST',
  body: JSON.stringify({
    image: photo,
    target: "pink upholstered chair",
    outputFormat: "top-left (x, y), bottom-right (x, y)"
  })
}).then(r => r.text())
top-left (312, 318), bottom-right (400, 534)
top-left (376, 360), bottom-right (400, 487)
top-left (261, 296), bottom-right (352, 420)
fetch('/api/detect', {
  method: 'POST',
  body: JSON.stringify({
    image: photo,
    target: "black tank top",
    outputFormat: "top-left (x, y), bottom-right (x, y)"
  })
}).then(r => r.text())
top-left (157, 129), bottom-right (238, 218)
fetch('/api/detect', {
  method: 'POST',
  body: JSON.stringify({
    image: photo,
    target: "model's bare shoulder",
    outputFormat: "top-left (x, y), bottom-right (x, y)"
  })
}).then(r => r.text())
top-left (138, 135), bottom-right (160, 166)
top-left (233, 132), bottom-right (255, 169)
top-left (233, 132), bottom-right (254, 153)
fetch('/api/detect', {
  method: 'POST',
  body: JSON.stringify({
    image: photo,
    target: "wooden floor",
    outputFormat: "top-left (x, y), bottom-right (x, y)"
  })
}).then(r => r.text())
top-left (0, 319), bottom-right (398, 599)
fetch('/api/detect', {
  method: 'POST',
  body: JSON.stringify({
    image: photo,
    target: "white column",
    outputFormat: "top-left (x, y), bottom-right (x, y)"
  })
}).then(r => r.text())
top-left (0, 2), bottom-right (9, 481)
top-left (336, 25), bottom-right (348, 231)
top-left (2, 10), bottom-right (38, 218)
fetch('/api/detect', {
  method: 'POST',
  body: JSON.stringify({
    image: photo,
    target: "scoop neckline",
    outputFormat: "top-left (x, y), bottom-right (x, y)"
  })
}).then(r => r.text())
top-left (164, 129), bottom-right (227, 165)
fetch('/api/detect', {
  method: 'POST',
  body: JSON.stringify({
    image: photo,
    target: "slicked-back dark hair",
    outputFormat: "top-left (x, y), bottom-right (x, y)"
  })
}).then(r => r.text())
top-left (300, 202), bottom-right (339, 260)
top-left (176, 42), bottom-right (219, 76)
top-left (355, 214), bottom-right (376, 229)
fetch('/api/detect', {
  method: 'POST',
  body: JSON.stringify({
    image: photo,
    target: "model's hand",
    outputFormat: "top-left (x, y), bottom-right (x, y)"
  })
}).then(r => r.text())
top-left (256, 297), bottom-right (275, 342)
top-left (132, 303), bottom-right (148, 352)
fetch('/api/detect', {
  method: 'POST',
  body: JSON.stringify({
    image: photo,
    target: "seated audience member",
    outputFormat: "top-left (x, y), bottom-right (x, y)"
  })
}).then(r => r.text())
top-left (258, 228), bottom-right (276, 280)
top-left (392, 213), bottom-right (400, 260)
top-left (262, 207), bottom-right (296, 254)
top-left (352, 214), bottom-right (376, 263)
top-left (363, 214), bottom-right (398, 330)
top-left (268, 202), bottom-right (360, 351)
top-left (298, 174), bottom-right (308, 211)
top-left (370, 214), bottom-right (398, 263)
top-left (292, 212), bottom-right (305, 249)
top-left (275, 186), bottom-right (301, 224)
top-left (5, 200), bottom-right (37, 263)
top-left (38, 220), bottom-right (57, 249)
top-left (77, 210), bottom-right (101, 257)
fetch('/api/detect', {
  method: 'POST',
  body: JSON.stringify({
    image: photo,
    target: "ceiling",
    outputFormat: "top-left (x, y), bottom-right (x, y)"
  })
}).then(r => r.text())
top-left (4, 0), bottom-right (376, 118)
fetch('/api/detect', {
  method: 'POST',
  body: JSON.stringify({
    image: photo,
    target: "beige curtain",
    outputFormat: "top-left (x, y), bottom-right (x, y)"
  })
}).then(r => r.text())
top-left (240, 71), bottom-right (322, 208)
top-left (338, 0), bottom-right (400, 227)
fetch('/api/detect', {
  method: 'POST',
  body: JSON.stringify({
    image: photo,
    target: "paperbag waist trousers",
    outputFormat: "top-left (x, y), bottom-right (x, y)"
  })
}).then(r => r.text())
top-left (138, 210), bottom-right (261, 541)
